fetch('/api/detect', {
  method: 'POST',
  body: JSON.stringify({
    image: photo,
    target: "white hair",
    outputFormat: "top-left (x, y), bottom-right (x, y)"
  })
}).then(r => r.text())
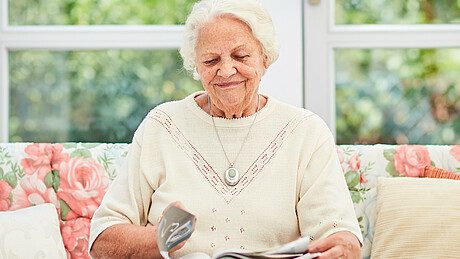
top-left (179, 0), bottom-right (280, 80)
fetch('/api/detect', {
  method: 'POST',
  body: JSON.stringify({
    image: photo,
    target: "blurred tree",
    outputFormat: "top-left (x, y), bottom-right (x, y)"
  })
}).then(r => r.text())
top-left (10, 50), bottom-right (202, 142)
top-left (9, 0), bottom-right (197, 25)
top-left (335, 0), bottom-right (460, 25)
top-left (335, 48), bottom-right (460, 145)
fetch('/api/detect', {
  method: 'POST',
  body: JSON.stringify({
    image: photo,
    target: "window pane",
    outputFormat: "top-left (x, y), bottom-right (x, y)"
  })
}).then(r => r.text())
top-left (9, 50), bottom-right (202, 143)
top-left (335, 0), bottom-right (460, 25)
top-left (9, 0), bottom-right (198, 25)
top-left (335, 48), bottom-right (460, 145)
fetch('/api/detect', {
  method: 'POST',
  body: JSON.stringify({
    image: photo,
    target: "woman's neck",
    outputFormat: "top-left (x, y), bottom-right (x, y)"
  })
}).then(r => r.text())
top-left (195, 92), bottom-right (267, 119)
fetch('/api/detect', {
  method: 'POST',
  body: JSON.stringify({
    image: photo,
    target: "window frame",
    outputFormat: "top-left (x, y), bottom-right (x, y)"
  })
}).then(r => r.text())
top-left (303, 0), bottom-right (460, 138)
top-left (0, 0), bottom-right (304, 142)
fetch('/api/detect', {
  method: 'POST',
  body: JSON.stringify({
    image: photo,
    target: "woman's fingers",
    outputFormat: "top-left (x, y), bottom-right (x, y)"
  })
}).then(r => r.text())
top-left (314, 246), bottom-right (343, 259)
top-left (308, 231), bottom-right (361, 259)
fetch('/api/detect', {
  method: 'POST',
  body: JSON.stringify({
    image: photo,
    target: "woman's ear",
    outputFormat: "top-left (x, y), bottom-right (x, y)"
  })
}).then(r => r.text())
top-left (263, 55), bottom-right (270, 69)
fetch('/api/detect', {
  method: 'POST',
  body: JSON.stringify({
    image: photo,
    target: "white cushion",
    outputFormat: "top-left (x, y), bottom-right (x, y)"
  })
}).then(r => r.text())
top-left (371, 177), bottom-right (460, 258)
top-left (0, 203), bottom-right (67, 259)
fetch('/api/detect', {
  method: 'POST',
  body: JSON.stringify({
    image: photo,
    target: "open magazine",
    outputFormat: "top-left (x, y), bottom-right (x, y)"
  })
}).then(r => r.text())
top-left (157, 205), bottom-right (321, 259)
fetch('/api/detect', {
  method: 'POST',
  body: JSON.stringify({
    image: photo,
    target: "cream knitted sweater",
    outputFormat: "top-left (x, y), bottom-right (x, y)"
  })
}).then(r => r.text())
top-left (90, 92), bottom-right (362, 257)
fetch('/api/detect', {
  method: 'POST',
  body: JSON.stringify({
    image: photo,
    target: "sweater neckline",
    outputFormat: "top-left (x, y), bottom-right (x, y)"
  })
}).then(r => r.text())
top-left (185, 91), bottom-right (275, 127)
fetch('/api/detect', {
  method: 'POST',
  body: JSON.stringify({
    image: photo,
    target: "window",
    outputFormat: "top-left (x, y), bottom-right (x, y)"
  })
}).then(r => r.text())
top-left (304, 0), bottom-right (460, 144)
top-left (0, 0), bottom-right (303, 142)
top-left (3, 0), bottom-right (459, 144)
top-left (1, 0), bottom-right (201, 143)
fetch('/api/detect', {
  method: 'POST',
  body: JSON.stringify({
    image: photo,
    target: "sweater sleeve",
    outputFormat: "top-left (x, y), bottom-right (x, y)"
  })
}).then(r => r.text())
top-left (89, 116), bottom-right (159, 250)
top-left (296, 118), bottom-right (363, 244)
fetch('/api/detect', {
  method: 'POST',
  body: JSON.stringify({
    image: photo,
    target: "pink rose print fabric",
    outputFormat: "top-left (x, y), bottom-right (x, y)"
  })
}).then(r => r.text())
top-left (360, 173), bottom-right (368, 183)
top-left (11, 143), bottom-right (113, 258)
top-left (349, 153), bottom-right (361, 171)
top-left (58, 157), bottom-right (109, 219)
top-left (10, 175), bottom-right (59, 211)
top-left (0, 180), bottom-right (12, 211)
top-left (61, 217), bottom-right (91, 259)
top-left (393, 145), bottom-right (431, 177)
top-left (21, 143), bottom-right (69, 180)
top-left (0, 143), bottom-right (130, 259)
top-left (450, 146), bottom-right (460, 162)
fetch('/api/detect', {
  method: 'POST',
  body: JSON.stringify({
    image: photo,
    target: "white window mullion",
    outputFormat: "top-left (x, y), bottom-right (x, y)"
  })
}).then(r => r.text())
top-left (3, 26), bottom-right (185, 50)
top-left (330, 27), bottom-right (460, 48)
top-left (304, 0), bottom-right (332, 129)
top-left (0, 0), bottom-right (9, 142)
top-left (0, 0), bottom-right (6, 28)
top-left (0, 45), bottom-right (8, 143)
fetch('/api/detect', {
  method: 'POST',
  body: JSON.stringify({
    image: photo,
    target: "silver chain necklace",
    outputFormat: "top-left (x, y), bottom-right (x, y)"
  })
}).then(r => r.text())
top-left (208, 94), bottom-right (260, 186)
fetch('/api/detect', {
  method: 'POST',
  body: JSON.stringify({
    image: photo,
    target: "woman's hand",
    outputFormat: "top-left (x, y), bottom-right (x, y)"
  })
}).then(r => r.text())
top-left (91, 201), bottom-right (195, 259)
top-left (308, 231), bottom-right (361, 259)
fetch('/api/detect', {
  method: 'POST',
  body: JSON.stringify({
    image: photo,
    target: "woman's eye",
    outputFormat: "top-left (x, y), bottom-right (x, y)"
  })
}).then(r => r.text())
top-left (235, 55), bottom-right (249, 60)
top-left (204, 59), bottom-right (217, 65)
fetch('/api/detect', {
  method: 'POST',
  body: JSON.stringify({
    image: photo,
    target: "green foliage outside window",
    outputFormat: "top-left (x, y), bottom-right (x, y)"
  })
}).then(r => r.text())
top-left (9, 50), bottom-right (202, 143)
top-left (9, 0), bottom-right (198, 25)
top-left (336, 48), bottom-right (460, 145)
top-left (335, 0), bottom-right (460, 24)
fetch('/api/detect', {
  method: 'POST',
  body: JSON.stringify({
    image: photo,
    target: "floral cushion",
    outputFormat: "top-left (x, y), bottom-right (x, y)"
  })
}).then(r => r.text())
top-left (0, 143), bottom-right (129, 259)
top-left (1, 143), bottom-right (459, 258)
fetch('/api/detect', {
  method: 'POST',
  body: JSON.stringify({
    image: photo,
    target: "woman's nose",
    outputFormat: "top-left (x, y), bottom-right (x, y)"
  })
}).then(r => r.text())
top-left (217, 59), bottom-right (237, 78)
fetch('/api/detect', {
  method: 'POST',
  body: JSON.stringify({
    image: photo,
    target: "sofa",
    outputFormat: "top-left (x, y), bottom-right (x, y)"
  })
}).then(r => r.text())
top-left (0, 142), bottom-right (459, 258)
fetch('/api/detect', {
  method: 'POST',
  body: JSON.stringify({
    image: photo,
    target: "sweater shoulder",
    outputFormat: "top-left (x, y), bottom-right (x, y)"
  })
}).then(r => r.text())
top-left (133, 98), bottom-right (190, 143)
top-left (272, 100), bottom-right (333, 142)
top-left (273, 99), bottom-right (325, 127)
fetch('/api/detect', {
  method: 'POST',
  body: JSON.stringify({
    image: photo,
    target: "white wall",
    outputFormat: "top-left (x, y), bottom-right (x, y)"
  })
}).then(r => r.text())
top-left (259, 0), bottom-right (303, 108)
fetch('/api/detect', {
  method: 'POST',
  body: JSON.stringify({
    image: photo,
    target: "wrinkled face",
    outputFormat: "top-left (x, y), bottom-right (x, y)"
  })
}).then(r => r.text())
top-left (195, 15), bottom-right (268, 118)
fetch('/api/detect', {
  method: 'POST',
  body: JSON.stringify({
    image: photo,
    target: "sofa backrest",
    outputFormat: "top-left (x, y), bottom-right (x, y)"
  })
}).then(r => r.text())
top-left (0, 143), bottom-right (129, 259)
top-left (338, 145), bottom-right (460, 258)
top-left (1, 143), bottom-right (459, 258)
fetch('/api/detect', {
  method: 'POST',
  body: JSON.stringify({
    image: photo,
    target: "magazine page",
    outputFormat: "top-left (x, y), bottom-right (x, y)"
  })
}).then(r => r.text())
top-left (210, 237), bottom-right (321, 259)
top-left (177, 238), bottom-right (321, 259)
top-left (262, 237), bottom-right (310, 255)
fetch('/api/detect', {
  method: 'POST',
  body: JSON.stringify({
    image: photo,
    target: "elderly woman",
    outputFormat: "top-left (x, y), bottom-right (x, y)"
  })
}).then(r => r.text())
top-left (89, 0), bottom-right (362, 258)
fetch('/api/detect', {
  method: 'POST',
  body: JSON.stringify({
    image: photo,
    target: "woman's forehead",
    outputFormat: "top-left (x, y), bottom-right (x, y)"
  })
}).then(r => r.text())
top-left (199, 16), bottom-right (253, 38)
top-left (196, 16), bottom-right (260, 54)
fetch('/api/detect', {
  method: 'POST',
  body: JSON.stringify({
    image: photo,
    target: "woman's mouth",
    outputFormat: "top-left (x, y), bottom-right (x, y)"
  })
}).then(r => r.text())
top-left (215, 80), bottom-right (244, 88)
